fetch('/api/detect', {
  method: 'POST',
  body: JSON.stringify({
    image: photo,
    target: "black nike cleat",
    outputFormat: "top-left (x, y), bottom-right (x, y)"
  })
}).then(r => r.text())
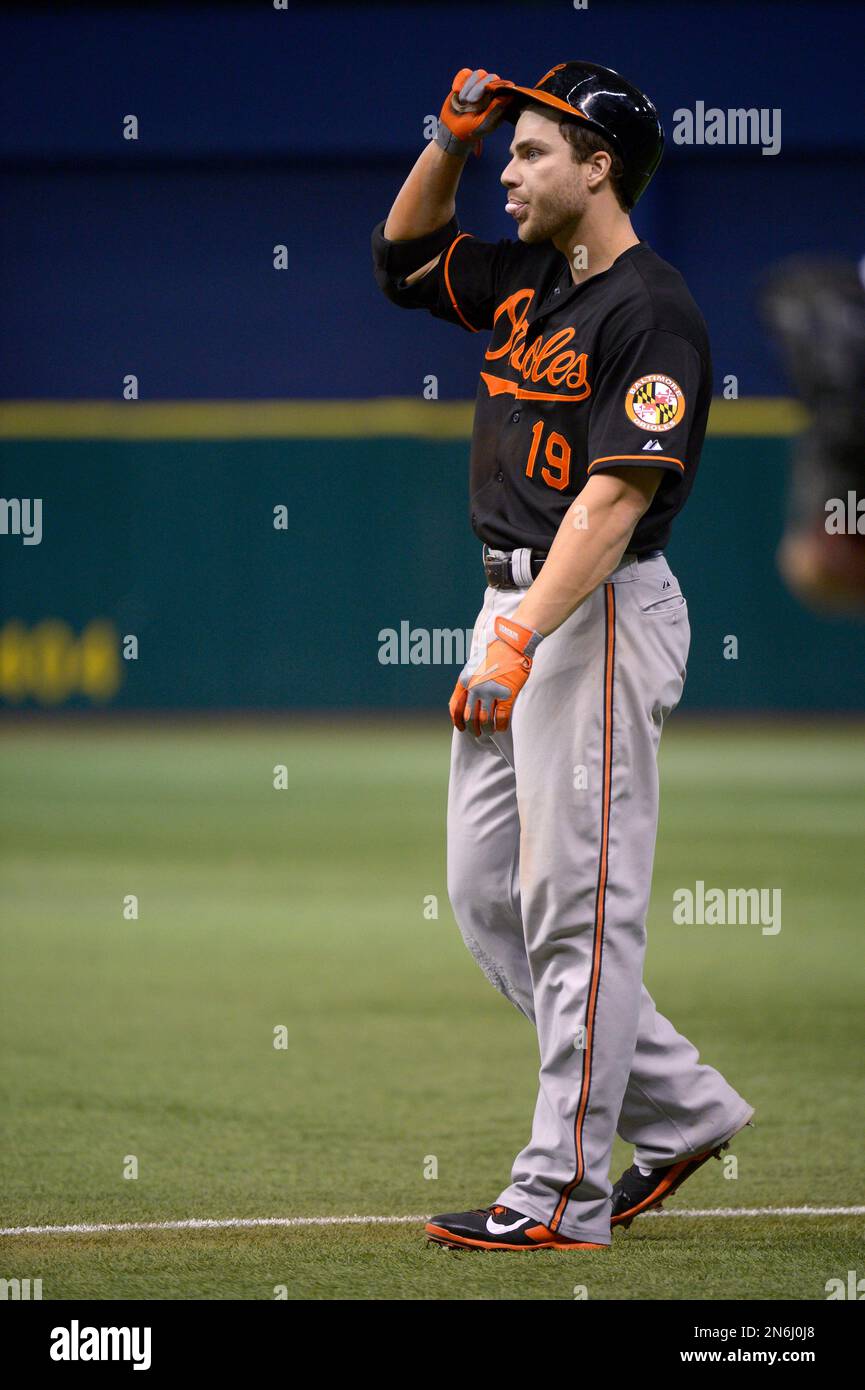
top-left (611, 1122), bottom-right (753, 1229)
top-left (425, 1203), bottom-right (608, 1252)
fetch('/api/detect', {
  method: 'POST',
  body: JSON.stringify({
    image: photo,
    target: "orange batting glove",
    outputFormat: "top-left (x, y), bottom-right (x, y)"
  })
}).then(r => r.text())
top-left (435, 68), bottom-right (516, 158)
top-left (449, 615), bottom-right (544, 735)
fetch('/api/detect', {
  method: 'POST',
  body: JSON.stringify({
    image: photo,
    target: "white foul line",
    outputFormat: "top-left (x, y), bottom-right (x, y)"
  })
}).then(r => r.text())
top-left (0, 1207), bottom-right (863, 1237)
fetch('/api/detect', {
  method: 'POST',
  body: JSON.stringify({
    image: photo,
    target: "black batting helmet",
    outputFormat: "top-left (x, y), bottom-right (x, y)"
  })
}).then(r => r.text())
top-left (502, 61), bottom-right (664, 208)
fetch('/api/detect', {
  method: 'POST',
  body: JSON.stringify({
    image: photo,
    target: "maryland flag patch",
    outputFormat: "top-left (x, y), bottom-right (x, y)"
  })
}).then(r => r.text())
top-left (625, 374), bottom-right (685, 432)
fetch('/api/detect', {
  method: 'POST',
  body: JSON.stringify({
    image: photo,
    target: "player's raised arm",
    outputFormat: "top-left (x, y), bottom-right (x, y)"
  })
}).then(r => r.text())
top-left (384, 69), bottom-right (512, 240)
top-left (373, 69), bottom-right (516, 296)
top-left (383, 142), bottom-right (462, 286)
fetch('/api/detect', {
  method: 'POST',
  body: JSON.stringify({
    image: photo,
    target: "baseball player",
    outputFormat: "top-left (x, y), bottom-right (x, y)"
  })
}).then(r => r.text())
top-left (372, 61), bottom-right (754, 1252)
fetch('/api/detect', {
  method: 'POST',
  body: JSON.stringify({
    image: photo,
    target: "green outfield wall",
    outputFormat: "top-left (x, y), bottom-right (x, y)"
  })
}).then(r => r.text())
top-left (1, 414), bottom-right (862, 712)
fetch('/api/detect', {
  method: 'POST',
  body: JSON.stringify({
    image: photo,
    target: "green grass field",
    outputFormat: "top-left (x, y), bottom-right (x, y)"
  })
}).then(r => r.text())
top-left (1, 721), bottom-right (863, 1300)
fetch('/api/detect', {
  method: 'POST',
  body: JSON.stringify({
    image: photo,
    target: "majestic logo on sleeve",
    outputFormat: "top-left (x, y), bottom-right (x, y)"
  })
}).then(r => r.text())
top-left (480, 289), bottom-right (592, 403)
top-left (625, 374), bottom-right (685, 432)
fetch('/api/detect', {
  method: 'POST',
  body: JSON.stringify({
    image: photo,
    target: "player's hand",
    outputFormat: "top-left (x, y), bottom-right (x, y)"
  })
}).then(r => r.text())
top-left (449, 615), bottom-right (543, 735)
top-left (436, 68), bottom-right (516, 159)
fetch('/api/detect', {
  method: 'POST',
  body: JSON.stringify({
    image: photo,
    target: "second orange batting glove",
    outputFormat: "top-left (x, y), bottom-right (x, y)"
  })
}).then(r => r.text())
top-left (449, 615), bottom-right (544, 735)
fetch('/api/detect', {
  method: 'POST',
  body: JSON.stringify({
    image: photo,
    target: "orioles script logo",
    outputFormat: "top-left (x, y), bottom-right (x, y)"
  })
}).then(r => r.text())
top-left (481, 289), bottom-right (591, 403)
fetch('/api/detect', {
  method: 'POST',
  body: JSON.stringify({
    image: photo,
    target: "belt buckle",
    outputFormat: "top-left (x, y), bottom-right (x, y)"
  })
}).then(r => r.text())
top-left (482, 544), bottom-right (513, 589)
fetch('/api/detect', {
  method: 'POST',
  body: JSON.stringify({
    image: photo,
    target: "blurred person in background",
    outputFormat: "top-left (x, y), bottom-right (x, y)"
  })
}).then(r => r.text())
top-left (761, 255), bottom-right (865, 615)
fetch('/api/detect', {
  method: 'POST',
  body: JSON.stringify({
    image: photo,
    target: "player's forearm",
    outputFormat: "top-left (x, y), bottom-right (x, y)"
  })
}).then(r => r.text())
top-left (383, 141), bottom-right (466, 241)
top-left (512, 490), bottom-right (644, 637)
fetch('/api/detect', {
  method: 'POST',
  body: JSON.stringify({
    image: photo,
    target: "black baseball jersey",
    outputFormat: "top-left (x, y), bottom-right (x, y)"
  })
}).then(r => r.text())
top-left (372, 216), bottom-right (712, 554)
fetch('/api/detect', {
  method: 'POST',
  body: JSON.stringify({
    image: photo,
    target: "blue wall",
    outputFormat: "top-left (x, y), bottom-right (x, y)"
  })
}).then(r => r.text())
top-left (1, 1), bottom-right (864, 399)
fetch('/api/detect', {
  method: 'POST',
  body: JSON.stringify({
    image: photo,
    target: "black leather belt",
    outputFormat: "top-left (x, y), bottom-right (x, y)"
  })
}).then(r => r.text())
top-left (483, 543), bottom-right (663, 589)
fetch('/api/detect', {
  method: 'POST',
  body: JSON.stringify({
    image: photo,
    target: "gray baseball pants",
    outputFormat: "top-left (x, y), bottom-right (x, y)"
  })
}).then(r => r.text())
top-left (446, 550), bottom-right (754, 1245)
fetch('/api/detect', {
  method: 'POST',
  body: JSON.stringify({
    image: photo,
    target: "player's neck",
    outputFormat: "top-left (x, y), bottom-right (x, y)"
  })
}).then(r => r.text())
top-left (554, 208), bottom-right (640, 287)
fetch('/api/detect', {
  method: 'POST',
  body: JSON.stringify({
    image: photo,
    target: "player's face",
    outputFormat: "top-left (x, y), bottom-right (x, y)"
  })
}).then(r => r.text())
top-left (501, 109), bottom-right (590, 244)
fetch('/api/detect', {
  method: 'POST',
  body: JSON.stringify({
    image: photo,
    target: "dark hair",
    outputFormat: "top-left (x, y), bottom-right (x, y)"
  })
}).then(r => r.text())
top-left (521, 100), bottom-right (629, 211)
top-left (559, 122), bottom-right (629, 211)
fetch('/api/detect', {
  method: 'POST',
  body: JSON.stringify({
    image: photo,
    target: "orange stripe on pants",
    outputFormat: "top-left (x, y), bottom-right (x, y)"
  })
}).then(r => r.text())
top-left (550, 581), bottom-right (616, 1232)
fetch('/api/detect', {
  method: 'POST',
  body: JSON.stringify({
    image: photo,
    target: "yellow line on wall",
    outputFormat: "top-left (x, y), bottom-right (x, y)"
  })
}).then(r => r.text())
top-left (0, 397), bottom-right (807, 440)
top-left (0, 399), bottom-right (472, 440)
top-left (707, 398), bottom-right (808, 436)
